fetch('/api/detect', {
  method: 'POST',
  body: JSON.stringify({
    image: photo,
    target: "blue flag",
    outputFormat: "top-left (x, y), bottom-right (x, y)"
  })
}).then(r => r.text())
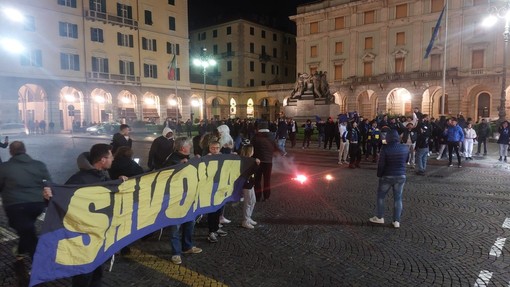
top-left (424, 5), bottom-right (446, 59)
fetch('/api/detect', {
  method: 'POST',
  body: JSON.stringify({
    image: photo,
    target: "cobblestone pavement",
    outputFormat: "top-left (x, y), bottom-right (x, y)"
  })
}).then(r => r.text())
top-left (1, 134), bottom-right (509, 286)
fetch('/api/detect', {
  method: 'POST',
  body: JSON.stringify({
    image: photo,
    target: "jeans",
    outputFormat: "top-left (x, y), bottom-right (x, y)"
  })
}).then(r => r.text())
top-left (376, 175), bottom-right (406, 222)
top-left (277, 138), bottom-right (286, 154)
top-left (5, 201), bottom-right (46, 259)
top-left (415, 147), bottom-right (429, 172)
top-left (169, 221), bottom-right (196, 255)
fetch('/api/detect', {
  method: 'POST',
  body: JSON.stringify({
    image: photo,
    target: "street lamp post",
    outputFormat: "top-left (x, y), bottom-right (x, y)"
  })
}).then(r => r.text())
top-left (193, 48), bottom-right (216, 121)
top-left (483, 2), bottom-right (510, 123)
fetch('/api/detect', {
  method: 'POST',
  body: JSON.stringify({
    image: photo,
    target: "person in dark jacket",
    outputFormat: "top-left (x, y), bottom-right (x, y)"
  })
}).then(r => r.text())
top-left (347, 121), bottom-right (362, 168)
top-left (415, 123), bottom-right (431, 175)
top-left (324, 117), bottom-right (336, 150)
top-left (497, 120), bottom-right (510, 162)
top-left (147, 127), bottom-right (175, 170)
top-left (252, 122), bottom-right (281, 202)
top-left (161, 137), bottom-right (202, 265)
top-left (111, 124), bottom-right (132, 154)
top-left (369, 129), bottom-right (408, 228)
top-left (44, 143), bottom-right (117, 287)
top-left (446, 118), bottom-right (465, 167)
top-left (0, 135), bottom-right (8, 163)
top-left (109, 146), bottom-right (144, 180)
top-left (0, 141), bottom-right (51, 260)
top-left (475, 118), bottom-right (491, 156)
top-left (276, 117), bottom-right (288, 155)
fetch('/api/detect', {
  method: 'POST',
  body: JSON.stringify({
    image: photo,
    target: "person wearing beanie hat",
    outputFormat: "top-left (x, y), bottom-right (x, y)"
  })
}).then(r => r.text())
top-left (368, 128), bottom-right (408, 228)
top-left (147, 127), bottom-right (174, 170)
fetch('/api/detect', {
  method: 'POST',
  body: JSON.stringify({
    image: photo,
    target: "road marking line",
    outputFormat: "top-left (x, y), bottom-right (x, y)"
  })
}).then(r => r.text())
top-left (129, 248), bottom-right (228, 286)
top-left (0, 226), bottom-right (18, 242)
top-left (503, 218), bottom-right (510, 229)
top-left (474, 270), bottom-right (492, 287)
top-left (489, 237), bottom-right (506, 257)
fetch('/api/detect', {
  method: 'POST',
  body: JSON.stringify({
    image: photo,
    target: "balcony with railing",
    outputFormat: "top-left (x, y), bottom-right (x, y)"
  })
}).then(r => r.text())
top-left (84, 10), bottom-right (138, 29)
top-left (259, 53), bottom-right (271, 62)
top-left (88, 72), bottom-right (140, 85)
top-left (221, 51), bottom-right (235, 58)
top-left (341, 69), bottom-right (458, 85)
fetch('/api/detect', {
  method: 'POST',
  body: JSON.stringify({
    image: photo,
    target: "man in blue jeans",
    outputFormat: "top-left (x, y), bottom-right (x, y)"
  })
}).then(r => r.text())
top-left (368, 129), bottom-right (408, 228)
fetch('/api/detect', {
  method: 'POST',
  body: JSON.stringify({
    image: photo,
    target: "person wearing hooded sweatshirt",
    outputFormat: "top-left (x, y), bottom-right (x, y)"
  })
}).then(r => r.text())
top-left (369, 129), bottom-right (408, 228)
top-left (147, 127), bottom-right (175, 170)
top-left (43, 143), bottom-right (122, 287)
top-left (0, 141), bottom-right (51, 261)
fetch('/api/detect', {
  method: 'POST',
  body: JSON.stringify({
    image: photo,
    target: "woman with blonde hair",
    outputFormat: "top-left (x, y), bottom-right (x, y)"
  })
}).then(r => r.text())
top-left (239, 141), bottom-right (260, 229)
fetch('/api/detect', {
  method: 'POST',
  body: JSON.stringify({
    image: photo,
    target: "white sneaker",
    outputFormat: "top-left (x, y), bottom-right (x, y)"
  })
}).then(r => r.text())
top-left (219, 216), bottom-right (231, 224)
top-left (436, 156), bottom-right (441, 160)
top-left (392, 221), bottom-right (400, 228)
top-left (242, 222), bottom-right (254, 229)
top-left (248, 219), bottom-right (258, 225)
top-left (171, 255), bottom-right (182, 265)
top-left (369, 216), bottom-right (384, 224)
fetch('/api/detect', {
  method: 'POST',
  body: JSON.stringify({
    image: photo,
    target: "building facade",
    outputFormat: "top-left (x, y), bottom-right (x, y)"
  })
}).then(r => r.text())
top-left (288, 0), bottom-right (510, 122)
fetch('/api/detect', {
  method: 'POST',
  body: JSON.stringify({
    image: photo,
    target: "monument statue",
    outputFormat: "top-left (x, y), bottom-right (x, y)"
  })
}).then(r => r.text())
top-left (290, 71), bottom-right (332, 101)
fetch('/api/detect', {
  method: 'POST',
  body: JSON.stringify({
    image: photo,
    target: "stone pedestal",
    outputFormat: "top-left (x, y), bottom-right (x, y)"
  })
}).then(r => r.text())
top-left (284, 95), bottom-right (340, 123)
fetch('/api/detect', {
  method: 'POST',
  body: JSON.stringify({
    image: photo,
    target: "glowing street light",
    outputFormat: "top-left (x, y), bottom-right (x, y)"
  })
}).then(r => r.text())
top-left (193, 48), bottom-right (216, 120)
top-left (2, 7), bottom-right (25, 23)
top-left (168, 98), bottom-right (178, 120)
top-left (0, 37), bottom-right (25, 54)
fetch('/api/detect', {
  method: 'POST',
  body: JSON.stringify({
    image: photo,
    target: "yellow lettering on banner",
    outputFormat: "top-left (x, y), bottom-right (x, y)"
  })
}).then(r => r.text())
top-left (104, 179), bottom-right (135, 250)
top-left (165, 165), bottom-right (199, 219)
top-left (56, 186), bottom-right (111, 265)
top-left (137, 170), bottom-right (172, 230)
top-left (214, 160), bottom-right (241, 205)
top-left (196, 160), bottom-right (218, 208)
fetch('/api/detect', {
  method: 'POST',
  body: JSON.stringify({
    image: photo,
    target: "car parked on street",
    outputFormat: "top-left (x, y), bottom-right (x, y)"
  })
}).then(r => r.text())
top-left (86, 122), bottom-right (120, 135)
top-left (0, 123), bottom-right (29, 137)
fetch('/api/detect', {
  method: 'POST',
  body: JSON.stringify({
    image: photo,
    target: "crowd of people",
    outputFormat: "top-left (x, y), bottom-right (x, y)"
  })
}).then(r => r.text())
top-left (1, 109), bottom-right (509, 286)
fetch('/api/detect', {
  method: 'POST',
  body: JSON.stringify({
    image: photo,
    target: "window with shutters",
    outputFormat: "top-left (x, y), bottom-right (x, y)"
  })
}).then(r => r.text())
top-left (58, 0), bottom-right (77, 8)
top-left (118, 33), bottom-right (134, 47)
top-left (142, 37), bottom-right (157, 51)
top-left (59, 22), bottom-right (78, 38)
top-left (395, 57), bottom-right (405, 73)
top-left (334, 64), bottom-right (343, 80)
top-left (430, 54), bottom-right (441, 71)
top-left (310, 45), bottom-right (318, 57)
top-left (396, 32), bottom-right (405, 46)
top-left (335, 17), bottom-right (345, 30)
top-left (119, 60), bottom-right (134, 76)
top-left (60, 53), bottom-right (79, 71)
top-left (143, 63), bottom-right (157, 78)
top-left (145, 10), bottom-right (153, 25)
top-left (365, 37), bottom-right (373, 49)
top-left (117, 3), bottom-right (132, 19)
top-left (91, 57), bottom-right (109, 73)
top-left (363, 62), bottom-right (372, 76)
top-left (20, 50), bottom-right (42, 67)
top-left (335, 42), bottom-right (343, 54)
top-left (310, 22), bottom-right (319, 34)
top-left (91, 28), bottom-right (103, 43)
top-left (396, 4), bottom-right (407, 19)
top-left (431, 0), bottom-right (444, 13)
top-left (471, 49), bottom-right (484, 69)
top-left (364, 10), bottom-right (375, 24)
top-left (166, 42), bottom-right (179, 54)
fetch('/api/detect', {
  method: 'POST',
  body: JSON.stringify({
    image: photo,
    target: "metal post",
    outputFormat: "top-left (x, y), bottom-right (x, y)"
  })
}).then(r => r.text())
top-left (203, 66), bottom-right (207, 121)
top-left (500, 18), bottom-right (509, 123)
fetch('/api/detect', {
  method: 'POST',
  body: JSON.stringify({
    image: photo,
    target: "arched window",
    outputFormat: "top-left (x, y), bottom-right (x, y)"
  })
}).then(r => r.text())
top-left (212, 98), bottom-right (220, 107)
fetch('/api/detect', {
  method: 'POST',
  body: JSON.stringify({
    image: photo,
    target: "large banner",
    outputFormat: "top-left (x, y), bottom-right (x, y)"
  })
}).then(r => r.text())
top-left (30, 154), bottom-right (257, 286)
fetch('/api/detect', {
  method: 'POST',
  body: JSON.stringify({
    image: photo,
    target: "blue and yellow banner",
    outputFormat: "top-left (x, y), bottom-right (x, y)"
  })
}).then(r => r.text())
top-left (29, 154), bottom-right (257, 286)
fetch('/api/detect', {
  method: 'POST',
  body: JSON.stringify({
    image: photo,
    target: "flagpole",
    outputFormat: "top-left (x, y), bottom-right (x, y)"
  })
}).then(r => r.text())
top-left (174, 44), bottom-right (178, 122)
top-left (441, 0), bottom-right (448, 115)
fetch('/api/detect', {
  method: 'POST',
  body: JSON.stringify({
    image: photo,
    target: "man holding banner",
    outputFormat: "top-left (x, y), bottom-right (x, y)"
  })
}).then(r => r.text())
top-left (43, 143), bottom-right (115, 287)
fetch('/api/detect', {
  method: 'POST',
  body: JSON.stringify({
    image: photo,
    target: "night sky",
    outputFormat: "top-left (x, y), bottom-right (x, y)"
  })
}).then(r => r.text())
top-left (188, 0), bottom-right (318, 33)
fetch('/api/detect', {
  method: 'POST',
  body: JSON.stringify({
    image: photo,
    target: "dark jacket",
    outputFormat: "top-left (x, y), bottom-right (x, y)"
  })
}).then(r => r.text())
top-left (497, 126), bottom-right (510, 144)
top-left (66, 152), bottom-right (110, 184)
top-left (377, 130), bottom-right (408, 177)
top-left (252, 131), bottom-right (279, 163)
top-left (163, 151), bottom-right (189, 167)
top-left (476, 122), bottom-right (491, 139)
top-left (148, 136), bottom-right (175, 170)
top-left (276, 120), bottom-right (288, 139)
top-left (111, 133), bottom-right (132, 154)
top-left (0, 153), bottom-right (51, 207)
top-left (109, 156), bottom-right (144, 180)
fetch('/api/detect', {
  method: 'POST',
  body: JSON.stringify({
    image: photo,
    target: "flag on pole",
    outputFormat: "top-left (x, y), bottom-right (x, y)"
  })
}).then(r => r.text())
top-left (424, 5), bottom-right (446, 59)
top-left (167, 54), bottom-right (176, 80)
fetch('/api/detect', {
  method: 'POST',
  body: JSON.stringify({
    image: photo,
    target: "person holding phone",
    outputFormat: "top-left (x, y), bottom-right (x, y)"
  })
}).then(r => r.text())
top-left (0, 136), bottom-right (8, 163)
